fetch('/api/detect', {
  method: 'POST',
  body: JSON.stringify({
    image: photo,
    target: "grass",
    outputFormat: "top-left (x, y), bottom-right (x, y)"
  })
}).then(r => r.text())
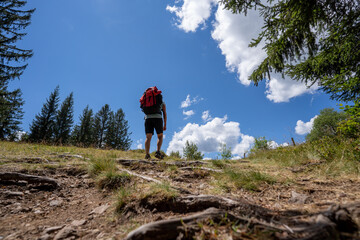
top-left (247, 137), bottom-right (360, 178)
top-left (214, 167), bottom-right (277, 191)
top-left (97, 171), bottom-right (131, 190)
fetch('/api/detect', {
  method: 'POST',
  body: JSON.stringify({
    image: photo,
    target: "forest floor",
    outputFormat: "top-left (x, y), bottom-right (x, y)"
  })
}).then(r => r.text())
top-left (0, 142), bottom-right (360, 239)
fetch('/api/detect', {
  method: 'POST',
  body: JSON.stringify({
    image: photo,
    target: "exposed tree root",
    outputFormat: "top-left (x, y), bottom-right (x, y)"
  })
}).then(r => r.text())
top-left (118, 168), bottom-right (192, 194)
top-left (126, 202), bottom-right (360, 240)
top-left (0, 172), bottom-right (59, 188)
top-left (116, 159), bottom-right (208, 168)
top-left (179, 167), bottom-right (222, 173)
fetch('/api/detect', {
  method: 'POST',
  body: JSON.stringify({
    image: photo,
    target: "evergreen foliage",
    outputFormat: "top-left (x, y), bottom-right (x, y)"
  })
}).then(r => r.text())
top-left (54, 92), bottom-right (74, 144)
top-left (306, 108), bottom-right (347, 142)
top-left (0, 0), bottom-right (35, 84)
top-left (104, 109), bottom-right (132, 150)
top-left (0, 86), bottom-right (24, 140)
top-left (71, 105), bottom-right (95, 147)
top-left (0, 0), bottom-right (34, 139)
top-left (183, 140), bottom-right (203, 160)
top-left (94, 104), bottom-right (111, 148)
top-left (169, 151), bottom-right (181, 159)
top-left (220, 0), bottom-right (360, 102)
top-left (29, 86), bottom-right (60, 142)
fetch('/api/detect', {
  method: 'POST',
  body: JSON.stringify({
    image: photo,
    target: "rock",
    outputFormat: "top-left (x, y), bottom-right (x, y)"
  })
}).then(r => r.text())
top-left (53, 226), bottom-right (77, 240)
top-left (289, 191), bottom-right (311, 204)
top-left (38, 233), bottom-right (51, 240)
top-left (43, 225), bottom-right (64, 234)
top-left (49, 199), bottom-right (63, 207)
top-left (34, 209), bottom-right (43, 214)
top-left (71, 219), bottom-right (86, 227)
top-left (4, 191), bottom-right (24, 197)
top-left (90, 204), bottom-right (109, 215)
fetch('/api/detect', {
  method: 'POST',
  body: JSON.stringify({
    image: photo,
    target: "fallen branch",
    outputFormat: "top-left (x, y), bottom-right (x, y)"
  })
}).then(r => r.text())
top-left (0, 172), bottom-right (59, 188)
top-left (116, 159), bottom-right (208, 168)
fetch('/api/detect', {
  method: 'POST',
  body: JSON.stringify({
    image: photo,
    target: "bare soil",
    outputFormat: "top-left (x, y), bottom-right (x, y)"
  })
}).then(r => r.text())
top-left (1, 157), bottom-right (360, 239)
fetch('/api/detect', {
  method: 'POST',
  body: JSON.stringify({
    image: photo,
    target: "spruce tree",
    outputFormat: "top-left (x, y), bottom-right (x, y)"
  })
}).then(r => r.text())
top-left (0, 0), bottom-right (34, 139)
top-left (221, 0), bottom-right (359, 102)
top-left (1, 0), bottom-right (35, 85)
top-left (105, 108), bottom-right (132, 150)
top-left (54, 92), bottom-right (74, 144)
top-left (0, 86), bottom-right (24, 140)
top-left (29, 86), bottom-right (60, 142)
top-left (71, 105), bottom-right (95, 147)
top-left (94, 104), bottom-right (111, 148)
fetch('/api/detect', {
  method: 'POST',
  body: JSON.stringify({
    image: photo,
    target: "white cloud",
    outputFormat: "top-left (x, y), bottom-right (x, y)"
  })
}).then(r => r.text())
top-left (183, 109), bottom-right (195, 119)
top-left (295, 115), bottom-right (318, 135)
top-left (166, 116), bottom-right (255, 157)
top-left (168, 1), bottom-right (319, 102)
top-left (180, 94), bottom-right (204, 108)
top-left (201, 110), bottom-right (212, 122)
top-left (136, 139), bottom-right (143, 149)
top-left (166, 0), bottom-right (216, 32)
top-left (265, 77), bottom-right (318, 103)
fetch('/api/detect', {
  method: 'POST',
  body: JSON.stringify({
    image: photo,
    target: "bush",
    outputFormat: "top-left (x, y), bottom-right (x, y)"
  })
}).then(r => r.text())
top-left (251, 137), bottom-right (269, 153)
top-left (183, 141), bottom-right (203, 160)
top-left (338, 101), bottom-right (360, 139)
top-left (306, 108), bottom-right (346, 142)
top-left (169, 151), bottom-right (181, 159)
top-left (218, 143), bottom-right (232, 160)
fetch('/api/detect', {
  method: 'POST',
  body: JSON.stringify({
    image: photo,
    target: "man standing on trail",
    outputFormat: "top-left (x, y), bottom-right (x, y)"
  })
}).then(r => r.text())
top-left (140, 86), bottom-right (167, 160)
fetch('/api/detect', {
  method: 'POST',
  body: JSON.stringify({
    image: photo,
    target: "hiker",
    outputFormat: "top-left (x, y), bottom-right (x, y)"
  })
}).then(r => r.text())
top-left (140, 86), bottom-right (167, 160)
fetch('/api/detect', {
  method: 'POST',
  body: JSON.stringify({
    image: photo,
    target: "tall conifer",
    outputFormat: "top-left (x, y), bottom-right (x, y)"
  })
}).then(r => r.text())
top-left (71, 106), bottom-right (95, 147)
top-left (54, 92), bottom-right (74, 144)
top-left (29, 86), bottom-right (60, 142)
top-left (0, 0), bottom-right (34, 139)
top-left (94, 104), bottom-right (111, 148)
top-left (0, 86), bottom-right (24, 140)
top-left (105, 108), bottom-right (132, 150)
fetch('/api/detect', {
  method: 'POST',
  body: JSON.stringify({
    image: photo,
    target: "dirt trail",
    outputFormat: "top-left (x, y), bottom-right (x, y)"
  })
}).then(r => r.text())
top-left (1, 157), bottom-right (360, 239)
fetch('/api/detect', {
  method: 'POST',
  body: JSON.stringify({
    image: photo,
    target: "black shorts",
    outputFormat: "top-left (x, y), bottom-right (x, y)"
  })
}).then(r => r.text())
top-left (145, 118), bottom-right (163, 135)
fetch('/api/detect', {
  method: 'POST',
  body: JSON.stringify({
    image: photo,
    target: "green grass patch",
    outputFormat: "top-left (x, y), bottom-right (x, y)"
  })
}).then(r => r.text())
top-left (216, 168), bottom-right (276, 191)
top-left (97, 171), bottom-right (131, 190)
top-left (88, 157), bottom-right (117, 176)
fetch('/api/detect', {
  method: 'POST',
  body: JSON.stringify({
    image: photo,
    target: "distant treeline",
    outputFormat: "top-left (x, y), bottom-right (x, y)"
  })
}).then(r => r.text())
top-left (23, 86), bottom-right (132, 150)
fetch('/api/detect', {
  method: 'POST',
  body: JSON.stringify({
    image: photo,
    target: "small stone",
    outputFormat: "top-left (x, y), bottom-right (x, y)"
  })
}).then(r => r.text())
top-left (34, 209), bottom-right (42, 214)
top-left (43, 225), bottom-right (64, 234)
top-left (90, 204), bottom-right (109, 215)
top-left (38, 233), bottom-right (51, 240)
top-left (71, 219), bottom-right (86, 227)
top-left (49, 199), bottom-right (63, 207)
top-left (53, 226), bottom-right (77, 240)
top-left (289, 191), bottom-right (311, 204)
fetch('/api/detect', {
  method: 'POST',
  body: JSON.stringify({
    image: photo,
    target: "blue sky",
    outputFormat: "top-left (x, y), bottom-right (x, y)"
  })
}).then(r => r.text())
top-left (10, 0), bottom-right (339, 158)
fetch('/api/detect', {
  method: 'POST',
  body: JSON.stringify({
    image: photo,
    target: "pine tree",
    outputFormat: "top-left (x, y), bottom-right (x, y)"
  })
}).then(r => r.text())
top-left (0, 1), bottom-right (34, 139)
top-left (54, 92), bottom-right (74, 144)
top-left (105, 108), bottom-right (132, 150)
top-left (221, 0), bottom-right (360, 102)
top-left (94, 104), bottom-right (111, 148)
top-left (71, 105), bottom-right (95, 147)
top-left (0, 86), bottom-right (24, 140)
top-left (1, 0), bottom-right (35, 85)
top-left (29, 86), bottom-right (60, 142)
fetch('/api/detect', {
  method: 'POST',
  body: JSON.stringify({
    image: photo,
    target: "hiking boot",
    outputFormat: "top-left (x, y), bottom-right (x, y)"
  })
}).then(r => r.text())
top-left (145, 154), bottom-right (151, 160)
top-left (155, 151), bottom-right (164, 160)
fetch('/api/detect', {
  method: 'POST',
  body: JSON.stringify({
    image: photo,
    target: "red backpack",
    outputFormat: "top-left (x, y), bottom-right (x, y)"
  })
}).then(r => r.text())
top-left (140, 86), bottom-right (163, 114)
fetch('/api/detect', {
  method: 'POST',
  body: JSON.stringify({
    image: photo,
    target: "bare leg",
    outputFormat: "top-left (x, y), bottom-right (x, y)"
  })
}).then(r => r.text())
top-left (145, 133), bottom-right (152, 155)
top-left (157, 133), bottom-right (163, 152)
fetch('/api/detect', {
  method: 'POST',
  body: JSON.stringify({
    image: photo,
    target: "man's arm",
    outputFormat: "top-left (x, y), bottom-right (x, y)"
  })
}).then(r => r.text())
top-left (162, 103), bottom-right (167, 131)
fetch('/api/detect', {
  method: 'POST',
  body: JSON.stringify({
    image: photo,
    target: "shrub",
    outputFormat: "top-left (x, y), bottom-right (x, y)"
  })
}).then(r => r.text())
top-left (183, 141), bottom-right (203, 160)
